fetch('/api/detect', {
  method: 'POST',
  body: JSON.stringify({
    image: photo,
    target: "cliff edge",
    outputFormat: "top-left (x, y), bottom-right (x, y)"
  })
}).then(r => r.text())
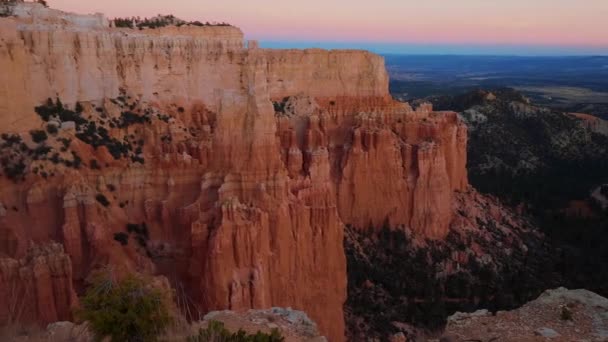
top-left (0, 3), bottom-right (470, 341)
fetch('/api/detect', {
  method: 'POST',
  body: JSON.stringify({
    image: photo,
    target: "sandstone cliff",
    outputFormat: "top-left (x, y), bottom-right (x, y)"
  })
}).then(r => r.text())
top-left (0, 4), bottom-right (469, 341)
top-left (0, 243), bottom-right (77, 326)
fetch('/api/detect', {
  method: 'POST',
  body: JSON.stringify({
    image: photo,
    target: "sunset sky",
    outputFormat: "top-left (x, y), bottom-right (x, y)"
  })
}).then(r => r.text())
top-left (50, 0), bottom-right (608, 55)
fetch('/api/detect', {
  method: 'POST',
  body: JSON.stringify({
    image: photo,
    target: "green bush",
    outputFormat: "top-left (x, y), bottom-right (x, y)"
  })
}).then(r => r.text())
top-left (30, 130), bottom-right (48, 143)
top-left (188, 320), bottom-right (284, 342)
top-left (77, 271), bottom-right (173, 342)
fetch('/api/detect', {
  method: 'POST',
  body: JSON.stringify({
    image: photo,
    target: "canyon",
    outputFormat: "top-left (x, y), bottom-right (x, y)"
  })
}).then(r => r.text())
top-left (0, 3), bottom-right (548, 341)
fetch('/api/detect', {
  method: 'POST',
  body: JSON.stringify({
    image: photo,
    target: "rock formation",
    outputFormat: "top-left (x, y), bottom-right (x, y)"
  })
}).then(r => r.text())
top-left (196, 308), bottom-right (327, 342)
top-left (0, 307), bottom-right (326, 342)
top-left (0, 243), bottom-right (78, 326)
top-left (0, 3), bottom-right (471, 340)
top-left (444, 287), bottom-right (608, 341)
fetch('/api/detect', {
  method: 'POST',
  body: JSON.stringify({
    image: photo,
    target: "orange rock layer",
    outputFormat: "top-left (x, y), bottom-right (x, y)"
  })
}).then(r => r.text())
top-left (0, 243), bottom-right (78, 325)
top-left (0, 4), bottom-right (467, 341)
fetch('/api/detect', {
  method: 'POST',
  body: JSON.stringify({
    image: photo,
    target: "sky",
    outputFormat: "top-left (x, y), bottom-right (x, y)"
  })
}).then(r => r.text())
top-left (50, 0), bottom-right (608, 55)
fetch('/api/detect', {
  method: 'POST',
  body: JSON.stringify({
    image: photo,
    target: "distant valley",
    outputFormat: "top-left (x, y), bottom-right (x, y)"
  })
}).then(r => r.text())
top-left (387, 55), bottom-right (608, 118)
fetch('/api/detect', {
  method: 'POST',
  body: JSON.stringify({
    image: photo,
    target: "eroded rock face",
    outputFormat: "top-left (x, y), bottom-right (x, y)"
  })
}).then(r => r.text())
top-left (0, 243), bottom-right (78, 325)
top-left (0, 4), bottom-right (470, 341)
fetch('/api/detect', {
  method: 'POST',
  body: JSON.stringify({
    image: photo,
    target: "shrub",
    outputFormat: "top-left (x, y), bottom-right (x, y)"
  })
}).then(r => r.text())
top-left (35, 98), bottom-right (87, 125)
top-left (58, 137), bottom-right (71, 149)
top-left (127, 223), bottom-right (140, 234)
top-left (71, 152), bottom-right (82, 169)
top-left (272, 97), bottom-right (290, 115)
top-left (113, 232), bottom-right (129, 246)
top-left (3, 159), bottom-right (26, 182)
top-left (50, 153), bottom-right (61, 164)
top-left (46, 124), bottom-right (58, 135)
top-left (188, 320), bottom-right (284, 342)
top-left (126, 223), bottom-right (150, 241)
top-left (2, 133), bottom-right (21, 145)
top-left (95, 194), bottom-right (110, 207)
top-left (132, 155), bottom-right (145, 164)
top-left (560, 305), bottom-right (573, 321)
top-left (90, 159), bottom-right (100, 170)
top-left (120, 111), bottom-right (150, 127)
top-left (30, 130), bottom-right (48, 143)
top-left (77, 271), bottom-right (173, 342)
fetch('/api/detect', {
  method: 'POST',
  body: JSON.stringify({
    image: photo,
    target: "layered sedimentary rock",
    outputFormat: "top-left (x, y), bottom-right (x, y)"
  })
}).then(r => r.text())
top-left (0, 243), bottom-right (78, 325)
top-left (0, 4), bottom-right (469, 341)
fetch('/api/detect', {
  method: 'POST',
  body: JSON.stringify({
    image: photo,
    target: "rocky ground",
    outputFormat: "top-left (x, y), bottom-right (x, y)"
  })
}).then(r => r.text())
top-left (190, 308), bottom-right (326, 342)
top-left (0, 307), bottom-right (325, 341)
top-left (443, 287), bottom-right (608, 342)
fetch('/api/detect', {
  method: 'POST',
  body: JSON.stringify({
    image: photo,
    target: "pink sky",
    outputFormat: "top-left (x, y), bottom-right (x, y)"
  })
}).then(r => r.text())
top-left (50, 0), bottom-right (608, 47)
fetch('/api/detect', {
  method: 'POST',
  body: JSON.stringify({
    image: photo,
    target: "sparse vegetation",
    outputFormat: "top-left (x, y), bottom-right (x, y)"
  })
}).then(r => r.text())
top-left (188, 320), bottom-right (284, 342)
top-left (113, 232), bottom-right (129, 246)
top-left (46, 123), bottom-right (58, 135)
top-left (35, 98), bottom-right (86, 125)
top-left (0, 0), bottom-right (16, 17)
top-left (1, 96), bottom-right (178, 182)
top-left (560, 305), bottom-right (573, 321)
top-left (0, 134), bottom-right (27, 181)
top-left (113, 15), bottom-right (231, 29)
top-left (433, 89), bottom-right (608, 299)
top-left (272, 97), bottom-right (289, 115)
top-left (95, 194), bottom-right (110, 207)
top-left (29, 130), bottom-right (47, 143)
top-left (90, 159), bottom-right (100, 170)
top-left (125, 223), bottom-right (150, 249)
top-left (345, 223), bottom-right (559, 340)
top-left (77, 270), bottom-right (173, 342)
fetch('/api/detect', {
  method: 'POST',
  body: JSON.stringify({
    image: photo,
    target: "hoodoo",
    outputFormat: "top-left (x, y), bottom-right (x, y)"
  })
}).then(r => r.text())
top-left (0, 3), bottom-right (469, 340)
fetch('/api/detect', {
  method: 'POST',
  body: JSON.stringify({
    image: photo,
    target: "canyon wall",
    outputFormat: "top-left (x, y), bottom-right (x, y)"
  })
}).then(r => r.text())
top-left (0, 4), bottom-right (467, 341)
top-left (0, 243), bottom-right (77, 325)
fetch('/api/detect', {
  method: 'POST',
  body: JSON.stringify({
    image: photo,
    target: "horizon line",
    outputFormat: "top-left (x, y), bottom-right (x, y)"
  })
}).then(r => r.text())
top-left (259, 40), bottom-right (608, 57)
